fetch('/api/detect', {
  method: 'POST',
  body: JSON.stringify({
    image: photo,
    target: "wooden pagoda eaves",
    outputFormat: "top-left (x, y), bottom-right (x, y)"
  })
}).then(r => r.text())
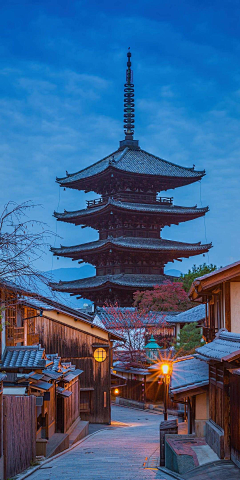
top-left (53, 200), bottom-right (209, 227)
top-left (51, 50), bottom-right (211, 307)
top-left (51, 238), bottom-right (212, 261)
top-left (56, 147), bottom-right (205, 193)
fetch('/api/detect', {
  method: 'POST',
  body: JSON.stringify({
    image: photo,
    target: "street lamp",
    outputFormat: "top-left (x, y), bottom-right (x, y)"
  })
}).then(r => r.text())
top-left (161, 362), bottom-right (172, 421)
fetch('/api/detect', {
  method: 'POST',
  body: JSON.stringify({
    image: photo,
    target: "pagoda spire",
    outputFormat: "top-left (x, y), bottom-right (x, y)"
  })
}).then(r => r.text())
top-left (124, 48), bottom-right (135, 140)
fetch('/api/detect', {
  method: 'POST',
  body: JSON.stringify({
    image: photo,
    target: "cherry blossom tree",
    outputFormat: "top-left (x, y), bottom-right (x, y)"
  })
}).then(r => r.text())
top-left (133, 281), bottom-right (193, 313)
top-left (102, 304), bottom-right (167, 365)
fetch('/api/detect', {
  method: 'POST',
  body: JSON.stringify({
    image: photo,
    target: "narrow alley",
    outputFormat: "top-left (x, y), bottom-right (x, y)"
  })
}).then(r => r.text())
top-left (23, 406), bottom-right (164, 480)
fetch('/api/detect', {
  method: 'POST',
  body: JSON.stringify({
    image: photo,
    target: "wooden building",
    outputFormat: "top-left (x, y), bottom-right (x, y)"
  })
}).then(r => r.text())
top-left (170, 356), bottom-right (209, 437)
top-left (0, 278), bottom-right (121, 424)
top-left (189, 260), bottom-right (240, 341)
top-left (0, 345), bottom-right (82, 440)
top-left (0, 373), bottom-right (6, 479)
top-left (33, 300), bottom-right (122, 424)
top-left (195, 331), bottom-right (240, 466)
top-left (51, 50), bottom-right (211, 307)
top-left (112, 365), bottom-right (165, 404)
top-left (0, 280), bottom-right (41, 358)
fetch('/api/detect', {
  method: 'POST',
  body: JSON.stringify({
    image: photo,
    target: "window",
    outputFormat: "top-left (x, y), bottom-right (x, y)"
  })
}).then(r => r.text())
top-left (80, 391), bottom-right (91, 412)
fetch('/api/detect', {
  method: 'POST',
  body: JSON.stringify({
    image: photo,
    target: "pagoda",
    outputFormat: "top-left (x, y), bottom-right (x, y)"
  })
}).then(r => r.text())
top-left (51, 51), bottom-right (211, 306)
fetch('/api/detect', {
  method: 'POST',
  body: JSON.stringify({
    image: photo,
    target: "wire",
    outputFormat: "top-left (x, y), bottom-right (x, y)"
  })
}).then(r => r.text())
top-left (199, 181), bottom-right (210, 263)
top-left (50, 186), bottom-right (61, 275)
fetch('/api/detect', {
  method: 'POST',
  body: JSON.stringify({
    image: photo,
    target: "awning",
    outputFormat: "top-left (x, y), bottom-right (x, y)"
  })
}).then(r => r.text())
top-left (57, 386), bottom-right (72, 397)
top-left (63, 369), bottom-right (83, 382)
top-left (30, 381), bottom-right (53, 391)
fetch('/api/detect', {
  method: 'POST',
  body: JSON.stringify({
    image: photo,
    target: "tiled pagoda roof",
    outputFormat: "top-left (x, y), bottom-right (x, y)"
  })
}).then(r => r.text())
top-left (51, 237), bottom-right (212, 258)
top-left (51, 273), bottom-right (174, 294)
top-left (54, 198), bottom-right (208, 225)
top-left (56, 146), bottom-right (204, 190)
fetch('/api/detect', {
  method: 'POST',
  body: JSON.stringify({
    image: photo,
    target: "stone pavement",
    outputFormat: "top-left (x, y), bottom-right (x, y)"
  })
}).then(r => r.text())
top-left (24, 405), bottom-right (168, 480)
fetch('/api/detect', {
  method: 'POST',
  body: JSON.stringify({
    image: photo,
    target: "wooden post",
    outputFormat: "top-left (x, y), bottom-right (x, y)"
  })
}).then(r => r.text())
top-left (23, 307), bottom-right (28, 346)
top-left (225, 282), bottom-right (231, 332)
top-left (223, 370), bottom-right (231, 459)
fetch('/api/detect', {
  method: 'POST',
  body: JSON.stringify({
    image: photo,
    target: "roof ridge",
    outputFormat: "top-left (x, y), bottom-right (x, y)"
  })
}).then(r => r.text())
top-left (52, 236), bottom-right (212, 252)
top-left (56, 148), bottom-right (120, 182)
top-left (139, 148), bottom-right (205, 175)
top-left (54, 200), bottom-right (209, 219)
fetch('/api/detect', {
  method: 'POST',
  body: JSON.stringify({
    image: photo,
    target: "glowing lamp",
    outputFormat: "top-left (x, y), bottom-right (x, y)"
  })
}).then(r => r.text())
top-left (161, 363), bottom-right (170, 375)
top-left (93, 347), bottom-right (107, 363)
top-left (114, 388), bottom-right (119, 395)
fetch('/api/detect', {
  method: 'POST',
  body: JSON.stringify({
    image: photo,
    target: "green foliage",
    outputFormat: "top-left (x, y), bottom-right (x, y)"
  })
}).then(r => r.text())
top-left (174, 323), bottom-right (204, 356)
top-left (180, 263), bottom-right (218, 293)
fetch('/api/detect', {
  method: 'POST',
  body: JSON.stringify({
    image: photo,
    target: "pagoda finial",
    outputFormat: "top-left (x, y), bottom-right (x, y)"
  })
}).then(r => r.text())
top-left (124, 48), bottom-right (135, 140)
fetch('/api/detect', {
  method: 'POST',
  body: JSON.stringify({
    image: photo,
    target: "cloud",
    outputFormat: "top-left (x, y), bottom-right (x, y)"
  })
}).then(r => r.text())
top-left (0, 1), bottom-right (240, 276)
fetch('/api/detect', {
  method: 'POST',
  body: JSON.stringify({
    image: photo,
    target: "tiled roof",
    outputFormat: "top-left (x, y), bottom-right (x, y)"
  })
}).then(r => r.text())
top-left (196, 331), bottom-right (240, 361)
top-left (166, 304), bottom-right (206, 324)
top-left (170, 356), bottom-right (209, 394)
top-left (54, 198), bottom-right (208, 223)
top-left (1, 345), bottom-right (48, 370)
top-left (51, 237), bottom-right (211, 257)
top-left (51, 273), bottom-right (174, 293)
top-left (95, 307), bottom-right (169, 328)
top-left (56, 147), bottom-right (204, 185)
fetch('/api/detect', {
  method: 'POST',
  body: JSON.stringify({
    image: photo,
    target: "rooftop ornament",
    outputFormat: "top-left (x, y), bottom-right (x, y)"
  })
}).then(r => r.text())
top-left (124, 48), bottom-right (135, 140)
top-left (120, 49), bottom-right (139, 150)
top-left (144, 334), bottom-right (162, 363)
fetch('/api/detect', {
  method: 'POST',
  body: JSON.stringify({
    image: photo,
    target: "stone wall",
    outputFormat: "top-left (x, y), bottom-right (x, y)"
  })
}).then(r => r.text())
top-left (205, 420), bottom-right (224, 458)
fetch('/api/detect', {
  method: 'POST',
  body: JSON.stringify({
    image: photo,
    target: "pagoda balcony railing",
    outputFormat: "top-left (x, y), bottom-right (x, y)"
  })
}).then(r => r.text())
top-left (86, 194), bottom-right (173, 208)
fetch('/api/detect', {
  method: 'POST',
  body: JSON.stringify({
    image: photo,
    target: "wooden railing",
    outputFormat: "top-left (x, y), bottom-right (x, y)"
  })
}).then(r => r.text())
top-left (6, 327), bottom-right (24, 346)
top-left (86, 194), bottom-right (173, 208)
top-left (6, 328), bottom-right (39, 346)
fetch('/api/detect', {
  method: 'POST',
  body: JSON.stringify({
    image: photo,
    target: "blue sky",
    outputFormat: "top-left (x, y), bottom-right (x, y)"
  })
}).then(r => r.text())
top-left (1, 0), bottom-right (240, 277)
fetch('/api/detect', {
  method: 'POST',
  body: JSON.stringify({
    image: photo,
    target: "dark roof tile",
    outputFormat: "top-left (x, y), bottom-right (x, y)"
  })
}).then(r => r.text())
top-left (196, 331), bottom-right (240, 361)
top-left (51, 273), bottom-right (175, 292)
top-left (52, 237), bottom-right (211, 256)
top-left (57, 147), bottom-right (204, 185)
top-left (1, 346), bottom-right (47, 370)
top-left (54, 198), bottom-right (208, 222)
top-left (170, 356), bottom-right (209, 394)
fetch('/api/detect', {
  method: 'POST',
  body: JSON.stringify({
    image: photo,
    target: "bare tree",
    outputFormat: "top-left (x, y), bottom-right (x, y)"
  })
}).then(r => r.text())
top-left (0, 201), bottom-right (55, 289)
top-left (101, 305), bottom-right (166, 366)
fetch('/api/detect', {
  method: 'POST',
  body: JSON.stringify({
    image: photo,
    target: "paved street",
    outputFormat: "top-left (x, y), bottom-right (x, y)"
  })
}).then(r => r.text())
top-left (26, 405), bottom-right (166, 480)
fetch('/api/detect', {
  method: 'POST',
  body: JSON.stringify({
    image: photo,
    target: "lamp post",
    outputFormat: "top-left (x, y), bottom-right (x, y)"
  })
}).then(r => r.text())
top-left (161, 362), bottom-right (172, 421)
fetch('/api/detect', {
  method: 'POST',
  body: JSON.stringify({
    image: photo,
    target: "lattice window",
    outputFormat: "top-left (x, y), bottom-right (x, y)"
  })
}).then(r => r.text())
top-left (5, 294), bottom-right (17, 327)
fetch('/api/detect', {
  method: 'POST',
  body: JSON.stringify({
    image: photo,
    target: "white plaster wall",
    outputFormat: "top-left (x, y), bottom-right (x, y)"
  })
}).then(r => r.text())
top-left (195, 392), bottom-right (209, 437)
top-left (230, 282), bottom-right (240, 333)
top-left (195, 392), bottom-right (209, 420)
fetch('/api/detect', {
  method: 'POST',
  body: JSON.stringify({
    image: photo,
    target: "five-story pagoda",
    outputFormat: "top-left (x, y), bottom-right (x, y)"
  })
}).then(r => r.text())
top-left (51, 51), bottom-right (211, 306)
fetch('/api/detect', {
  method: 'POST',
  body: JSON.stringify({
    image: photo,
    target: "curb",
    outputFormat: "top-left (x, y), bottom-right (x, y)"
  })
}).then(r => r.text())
top-left (16, 430), bottom-right (102, 480)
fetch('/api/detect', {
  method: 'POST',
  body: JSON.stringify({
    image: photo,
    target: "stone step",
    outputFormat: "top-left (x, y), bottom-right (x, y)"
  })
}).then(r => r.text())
top-left (69, 420), bottom-right (89, 446)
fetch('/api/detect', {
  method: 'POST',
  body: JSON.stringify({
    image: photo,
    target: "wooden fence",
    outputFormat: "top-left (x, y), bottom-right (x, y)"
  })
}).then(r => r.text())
top-left (3, 395), bottom-right (36, 479)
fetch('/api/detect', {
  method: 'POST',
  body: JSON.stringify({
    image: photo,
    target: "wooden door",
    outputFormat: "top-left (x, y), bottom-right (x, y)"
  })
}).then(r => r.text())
top-left (230, 374), bottom-right (240, 466)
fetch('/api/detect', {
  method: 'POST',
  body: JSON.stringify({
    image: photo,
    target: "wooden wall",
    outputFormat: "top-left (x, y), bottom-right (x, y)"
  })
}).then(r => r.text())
top-left (36, 316), bottom-right (111, 424)
top-left (230, 373), bottom-right (240, 466)
top-left (58, 377), bottom-right (80, 433)
top-left (118, 378), bottom-right (164, 403)
top-left (3, 395), bottom-right (36, 479)
top-left (209, 364), bottom-right (224, 429)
